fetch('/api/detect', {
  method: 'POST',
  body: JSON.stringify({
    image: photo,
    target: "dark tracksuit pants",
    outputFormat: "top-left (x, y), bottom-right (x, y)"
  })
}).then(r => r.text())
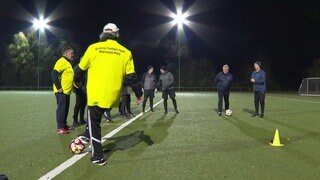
top-left (162, 89), bottom-right (177, 112)
top-left (73, 89), bottom-right (87, 122)
top-left (217, 90), bottom-right (230, 113)
top-left (120, 94), bottom-right (131, 115)
top-left (87, 106), bottom-right (110, 161)
top-left (142, 89), bottom-right (155, 112)
top-left (55, 93), bottom-right (70, 129)
top-left (254, 91), bottom-right (265, 115)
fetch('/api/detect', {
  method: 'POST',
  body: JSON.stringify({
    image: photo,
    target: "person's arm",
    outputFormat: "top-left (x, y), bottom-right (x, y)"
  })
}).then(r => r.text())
top-left (215, 73), bottom-right (219, 84)
top-left (254, 71), bottom-right (266, 85)
top-left (141, 73), bottom-right (146, 89)
top-left (125, 54), bottom-right (143, 104)
top-left (51, 70), bottom-right (62, 91)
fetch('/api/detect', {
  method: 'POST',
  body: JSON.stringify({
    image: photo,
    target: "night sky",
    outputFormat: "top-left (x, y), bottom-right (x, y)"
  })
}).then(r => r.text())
top-left (1, 0), bottom-right (320, 89)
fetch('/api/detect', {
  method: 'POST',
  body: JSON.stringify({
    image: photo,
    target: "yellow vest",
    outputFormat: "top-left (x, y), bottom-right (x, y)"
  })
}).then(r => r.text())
top-left (79, 39), bottom-right (135, 108)
top-left (52, 57), bottom-right (74, 95)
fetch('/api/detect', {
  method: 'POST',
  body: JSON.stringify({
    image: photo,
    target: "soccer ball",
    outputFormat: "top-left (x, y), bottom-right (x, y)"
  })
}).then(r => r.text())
top-left (69, 138), bottom-right (85, 154)
top-left (226, 109), bottom-right (232, 116)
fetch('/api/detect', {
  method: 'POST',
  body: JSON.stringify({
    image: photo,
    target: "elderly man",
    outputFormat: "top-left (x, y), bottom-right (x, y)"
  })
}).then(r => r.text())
top-left (250, 61), bottom-right (266, 118)
top-left (51, 46), bottom-right (75, 134)
top-left (215, 64), bottom-right (233, 116)
top-left (74, 23), bottom-right (143, 166)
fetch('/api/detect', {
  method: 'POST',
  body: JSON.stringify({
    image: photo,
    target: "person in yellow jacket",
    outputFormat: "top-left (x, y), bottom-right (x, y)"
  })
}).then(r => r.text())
top-left (74, 23), bottom-right (143, 166)
top-left (51, 46), bottom-right (75, 134)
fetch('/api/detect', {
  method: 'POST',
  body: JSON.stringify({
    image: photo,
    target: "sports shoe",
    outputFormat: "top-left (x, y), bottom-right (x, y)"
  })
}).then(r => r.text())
top-left (79, 120), bottom-right (86, 125)
top-left (106, 119), bottom-right (114, 123)
top-left (217, 112), bottom-right (222, 116)
top-left (251, 113), bottom-right (258, 117)
top-left (65, 125), bottom-right (75, 130)
top-left (77, 135), bottom-right (89, 144)
top-left (175, 109), bottom-right (179, 114)
top-left (57, 128), bottom-right (69, 134)
top-left (91, 158), bottom-right (107, 166)
top-left (128, 113), bottom-right (135, 117)
top-left (164, 111), bottom-right (168, 114)
top-left (259, 114), bottom-right (264, 118)
top-left (73, 121), bottom-right (80, 127)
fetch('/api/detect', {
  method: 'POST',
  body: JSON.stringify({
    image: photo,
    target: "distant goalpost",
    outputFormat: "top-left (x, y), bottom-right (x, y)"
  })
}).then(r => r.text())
top-left (298, 77), bottom-right (320, 96)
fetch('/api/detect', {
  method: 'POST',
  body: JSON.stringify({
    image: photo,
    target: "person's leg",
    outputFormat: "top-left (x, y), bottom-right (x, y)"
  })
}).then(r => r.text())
top-left (224, 90), bottom-right (230, 110)
top-left (259, 92), bottom-right (265, 117)
top-left (88, 106), bottom-right (107, 165)
top-left (169, 90), bottom-right (178, 113)
top-left (126, 94), bottom-right (134, 117)
top-left (252, 92), bottom-right (259, 117)
top-left (162, 90), bottom-right (169, 114)
top-left (55, 93), bottom-right (68, 133)
top-left (217, 90), bottom-right (223, 114)
top-left (150, 89), bottom-right (155, 111)
top-left (79, 92), bottom-right (86, 124)
top-left (73, 92), bottom-right (81, 125)
top-left (65, 95), bottom-right (71, 127)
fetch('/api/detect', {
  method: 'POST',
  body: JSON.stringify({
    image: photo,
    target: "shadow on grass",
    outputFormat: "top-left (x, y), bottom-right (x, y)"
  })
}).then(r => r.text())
top-left (224, 115), bottom-right (273, 146)
top-left (102, 131), bottom-right (153, 160)
top-left (147, 114), bottom-right (177, 144)
top-left (225, 115), bottom-right (320, 166)
top-left (243, 108), bottom-right (255, 115)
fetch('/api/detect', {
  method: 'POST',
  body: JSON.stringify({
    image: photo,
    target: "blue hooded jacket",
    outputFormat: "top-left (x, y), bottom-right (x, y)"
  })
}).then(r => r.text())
top-left (251, 69), bottom-right (266, 92)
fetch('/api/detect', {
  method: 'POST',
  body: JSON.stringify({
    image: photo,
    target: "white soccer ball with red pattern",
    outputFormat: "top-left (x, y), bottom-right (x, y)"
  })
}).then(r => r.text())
top-left (69, 138), bottom-right (85, 154)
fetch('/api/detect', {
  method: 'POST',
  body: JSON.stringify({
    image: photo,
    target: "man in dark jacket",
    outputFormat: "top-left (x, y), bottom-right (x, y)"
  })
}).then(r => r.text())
top-left (215, 64), bottom-right (233, 116)
top-left (141, 65), bottom-right (157, 113)
top-left (250, 61), bottom-right (266, 118)
top-left (158, 66), bottom-right (179, 114)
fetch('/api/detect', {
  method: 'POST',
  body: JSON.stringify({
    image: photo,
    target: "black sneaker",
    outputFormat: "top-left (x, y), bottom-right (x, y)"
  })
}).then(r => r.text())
top-left (79, 120), bottom-right (86, 125)
top-left (73, 121), bottom-right (80, 127)
top-left (128, 113), bottom-right (135, 117)
top-left (251, 113), bottom-right (258, 117)
top-left (259, 114), bottom-right (264, 118)
top-left (77, 135), bottom-right (89, 144)
top-left (217, 112), bottom-right (222, 116)
top-left (91, 158), bottom-right (107, 166)
top-left (164, 111), bottom-right (168, 114)
top-left (175, 109), bottom-right (179, 114)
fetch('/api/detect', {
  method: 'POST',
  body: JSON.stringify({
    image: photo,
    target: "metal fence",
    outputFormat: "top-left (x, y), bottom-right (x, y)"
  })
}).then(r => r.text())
top-left (0, 86), bottom-right (252, 92)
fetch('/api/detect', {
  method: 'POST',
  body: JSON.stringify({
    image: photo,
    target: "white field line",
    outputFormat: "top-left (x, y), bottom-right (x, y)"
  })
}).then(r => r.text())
top-left (39, 99), bottom-right (163, 180)
top-left (268, 95), bottom-right (320, 104)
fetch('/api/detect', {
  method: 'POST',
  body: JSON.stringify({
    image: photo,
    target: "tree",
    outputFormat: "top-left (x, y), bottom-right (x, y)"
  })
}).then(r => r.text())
top-left (7, 32), bottom-right (35, 85)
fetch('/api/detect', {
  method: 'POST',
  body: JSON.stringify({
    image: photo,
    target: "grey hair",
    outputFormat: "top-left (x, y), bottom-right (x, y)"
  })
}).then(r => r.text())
top-left (222, 64), bottom-right (229, 69)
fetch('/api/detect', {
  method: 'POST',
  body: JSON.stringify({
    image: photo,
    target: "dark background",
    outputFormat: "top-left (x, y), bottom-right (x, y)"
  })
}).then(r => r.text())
top-left (1, 0), bottom-right (320, 90)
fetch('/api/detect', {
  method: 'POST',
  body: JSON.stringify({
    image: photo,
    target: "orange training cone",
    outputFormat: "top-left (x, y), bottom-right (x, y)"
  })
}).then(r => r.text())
top-left (269, 129), bottom-right (284, 147)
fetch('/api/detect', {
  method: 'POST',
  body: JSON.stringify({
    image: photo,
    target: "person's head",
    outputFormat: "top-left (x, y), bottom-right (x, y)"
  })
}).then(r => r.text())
top-left (147, 65), bottom-right (154, 74)
top-left (160, 66), bottom-right (167, 74)
top-left (99, 23), bottom-right (120, 41)
top-left (62, 46), bottom-right (74, 60)
top-left (254, 61), bottom-right (262, 71)
top-left (222, 64), bottom-right (229, 74)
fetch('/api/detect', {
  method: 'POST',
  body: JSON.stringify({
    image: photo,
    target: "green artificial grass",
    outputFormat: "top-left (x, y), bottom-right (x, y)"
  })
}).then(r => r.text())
top-left (0, 91), bottom-right (320, 179)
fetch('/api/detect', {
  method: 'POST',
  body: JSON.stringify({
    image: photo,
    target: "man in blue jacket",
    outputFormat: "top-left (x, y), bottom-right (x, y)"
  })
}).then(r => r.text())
top-left (250, 61), bottom-right (266, 118)
top-left (215, 64), bottom-right (233, 116)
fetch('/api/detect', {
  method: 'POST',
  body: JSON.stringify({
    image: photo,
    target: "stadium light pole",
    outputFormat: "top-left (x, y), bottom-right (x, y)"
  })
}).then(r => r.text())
top-left (173, 10), bottom-right (187, 91)
top-left (33, 17), bottom-right (47, 90)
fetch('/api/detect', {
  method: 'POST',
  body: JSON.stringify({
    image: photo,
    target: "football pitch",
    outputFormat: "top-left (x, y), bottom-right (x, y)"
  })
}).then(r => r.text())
top-left (1, 91), bottom-right (320, 179)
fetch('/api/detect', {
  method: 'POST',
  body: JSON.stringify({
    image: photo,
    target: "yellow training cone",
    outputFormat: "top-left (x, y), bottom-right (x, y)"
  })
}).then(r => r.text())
top-left (269, 129), bottom-right (284, 147)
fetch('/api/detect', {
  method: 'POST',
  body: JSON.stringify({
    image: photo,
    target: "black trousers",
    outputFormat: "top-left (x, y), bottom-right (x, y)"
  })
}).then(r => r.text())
top-left (120, 94), bottom-right (131, 115)
top-left (162, 89), bottom-right (177, 111)
top-left (254, 91), bottom-right (265, 114)
top-left (142, 89), bottom-right (155, 112)
top-left (55, 93), bottom-right (70, 129)
top-left (217, 90), bottom-right (230, 112)
top-left (87, 106), bottom-right (110, 161)
top-left (73, 89), bottom-right (87, 122)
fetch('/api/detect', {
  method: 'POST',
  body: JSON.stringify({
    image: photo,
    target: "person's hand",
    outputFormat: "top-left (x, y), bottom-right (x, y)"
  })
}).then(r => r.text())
top-left (58, 88), bottom-right (63, 93)
top-left (136, 96), bottom-right (143, 105)
top-left (250, 78), bottom-right (255, 83)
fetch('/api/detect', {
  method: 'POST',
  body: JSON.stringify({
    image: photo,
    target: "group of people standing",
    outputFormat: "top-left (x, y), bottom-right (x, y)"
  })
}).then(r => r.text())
top-left (51, 23), bottom-right (179, 165)
top-left (51, 22), bottom-right (265, 166)
top-left (215, 61), bottom-right (266, 118)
